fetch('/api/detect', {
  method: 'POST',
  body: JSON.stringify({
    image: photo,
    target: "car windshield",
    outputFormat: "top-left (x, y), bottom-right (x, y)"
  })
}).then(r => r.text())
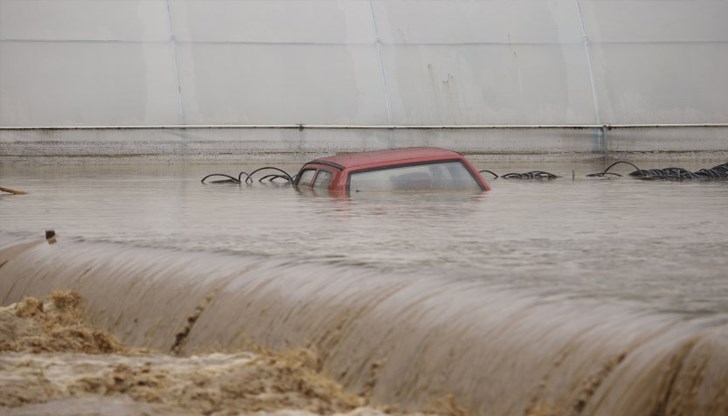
top-left (349, 161), bottom-right (482, 192)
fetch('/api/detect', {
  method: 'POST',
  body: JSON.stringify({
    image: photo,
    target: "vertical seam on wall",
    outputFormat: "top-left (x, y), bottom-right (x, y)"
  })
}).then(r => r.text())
top-left (368, 0), bottom-right (393, 125)
top-left (575, 0), bottom-right (601, 125)
top-left (166, 0), bottom-right (186, 126)
top-left (575, 0), bottom-right (606, 155)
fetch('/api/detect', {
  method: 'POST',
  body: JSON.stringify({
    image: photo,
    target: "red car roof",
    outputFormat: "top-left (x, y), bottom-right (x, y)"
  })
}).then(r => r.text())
top-left (311, 147), bottom-right (465, 170)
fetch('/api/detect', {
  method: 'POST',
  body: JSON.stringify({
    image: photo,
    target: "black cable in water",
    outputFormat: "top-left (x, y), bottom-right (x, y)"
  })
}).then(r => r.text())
top-left (200, 173), bottom-right (241, 184)
top-left (237, 171), bottom-right (251, 182)
top-left (586, 161), bottom-right (642, 178)
top-left (478, 169), bottom-right (559, 180)
top-left (587, 161), bottom-right (728, 180)
top-left (478, 169), bottom-right (499, 179)
top-left (245, 167), bottom-right (295, 184)
top-left (201, 167), bottom-right (294, 185)
top-left (258, 174), bottom-right (294, 183)
top-left (501, 171), bottom-right (560, 180)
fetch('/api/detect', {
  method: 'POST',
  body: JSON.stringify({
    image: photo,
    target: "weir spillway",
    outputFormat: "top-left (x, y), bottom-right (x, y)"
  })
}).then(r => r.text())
top-left (1, 235), bottom-right (726, 415)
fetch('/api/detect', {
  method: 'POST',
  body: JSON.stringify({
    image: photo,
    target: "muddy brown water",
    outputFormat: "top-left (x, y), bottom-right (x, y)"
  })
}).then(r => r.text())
top-left (1, 160), bottom-right (728, 415)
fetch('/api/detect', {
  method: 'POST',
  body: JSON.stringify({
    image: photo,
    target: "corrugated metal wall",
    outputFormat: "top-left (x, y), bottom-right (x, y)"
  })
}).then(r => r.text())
top-left (2, 0), bottom-right (727, 127)
top-left (0, 0), bottom-right (726, 156)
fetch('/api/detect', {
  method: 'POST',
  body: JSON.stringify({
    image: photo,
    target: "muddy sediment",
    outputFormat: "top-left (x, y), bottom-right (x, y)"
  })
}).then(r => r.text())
top-left (0, 290), bottom-right (124, 354)
top-left (0, 291), bottom-right (450, 416)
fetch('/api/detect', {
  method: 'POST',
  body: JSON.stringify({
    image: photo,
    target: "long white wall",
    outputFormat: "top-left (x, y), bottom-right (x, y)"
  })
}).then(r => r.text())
top-left (2, 0), bottom-right (727, 128)
top-left (0, 0), bottom-right (727, 157)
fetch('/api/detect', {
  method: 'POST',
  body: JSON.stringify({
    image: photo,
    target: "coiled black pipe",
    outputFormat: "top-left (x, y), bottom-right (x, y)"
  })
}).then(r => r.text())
top-left (586, 161), bottom-right (641, 178)
top-left (478, 170), bottom-right (559, 180)
top-left (201, 167), bottom-right (294, 184)
top-left (199, 173), bottom-right (245, 184)
top-left (500, 171), bottom-right (560, 180)
top-left (478, 170), bottom-right (499, 179)
top-left (246, 167), bottom-right (295, 183)
top-left (588, 161), bottom-right (728, 180)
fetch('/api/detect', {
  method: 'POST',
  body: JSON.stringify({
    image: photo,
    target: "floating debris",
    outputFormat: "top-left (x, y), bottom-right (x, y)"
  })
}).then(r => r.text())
top-left (0, 186), bottom-right (27, 195)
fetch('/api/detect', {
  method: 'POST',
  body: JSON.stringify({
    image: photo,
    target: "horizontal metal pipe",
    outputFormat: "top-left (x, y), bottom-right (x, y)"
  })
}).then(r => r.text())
top-left (1, 123), bottom-right (728, 131)
top-left (2, 38), bottom-right (727, 47)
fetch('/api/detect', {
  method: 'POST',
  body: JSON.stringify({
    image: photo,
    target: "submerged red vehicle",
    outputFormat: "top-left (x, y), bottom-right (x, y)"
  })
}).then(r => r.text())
top-left (295, 147), bottom-right (490, 192)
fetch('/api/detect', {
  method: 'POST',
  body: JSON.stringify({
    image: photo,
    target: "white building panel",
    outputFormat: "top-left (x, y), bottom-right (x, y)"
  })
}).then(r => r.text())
top-left (0, 42), bottom-right (182, 126)
top-left (382, 44), bottom-right (597, 125)
top-left (592, 43), bottom-right (728, 124)
top-left (170, 0), bottom-right (375, 44)
top-left (177, 43), bottom-right (387, 125)
top-left (0, 0), bottom-right (170, 41)
top-left (581, 0), bottom-right (728, 43)
top-left (371, 0), bottom-right (583, 44)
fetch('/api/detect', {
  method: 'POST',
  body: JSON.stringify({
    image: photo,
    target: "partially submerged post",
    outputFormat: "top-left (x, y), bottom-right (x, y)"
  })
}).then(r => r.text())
top-left (45, 229), bottom-right (57, 245)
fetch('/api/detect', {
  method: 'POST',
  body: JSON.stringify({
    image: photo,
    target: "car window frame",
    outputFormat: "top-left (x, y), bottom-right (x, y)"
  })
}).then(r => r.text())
top-left (295, 168), bottom-right (317, 187)
top-left (312, 169), bottom-right (333, 189)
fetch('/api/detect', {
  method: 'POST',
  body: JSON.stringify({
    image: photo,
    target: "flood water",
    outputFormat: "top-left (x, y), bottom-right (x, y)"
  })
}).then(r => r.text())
top-left (2, 160), bottom-right (728, 314)
top-left (2, 158), bottom-right (728, 415)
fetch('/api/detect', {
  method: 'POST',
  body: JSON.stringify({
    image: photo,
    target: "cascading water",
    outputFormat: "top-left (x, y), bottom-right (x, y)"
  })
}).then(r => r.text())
top-left (2, 235), bottom-right (726, 415)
